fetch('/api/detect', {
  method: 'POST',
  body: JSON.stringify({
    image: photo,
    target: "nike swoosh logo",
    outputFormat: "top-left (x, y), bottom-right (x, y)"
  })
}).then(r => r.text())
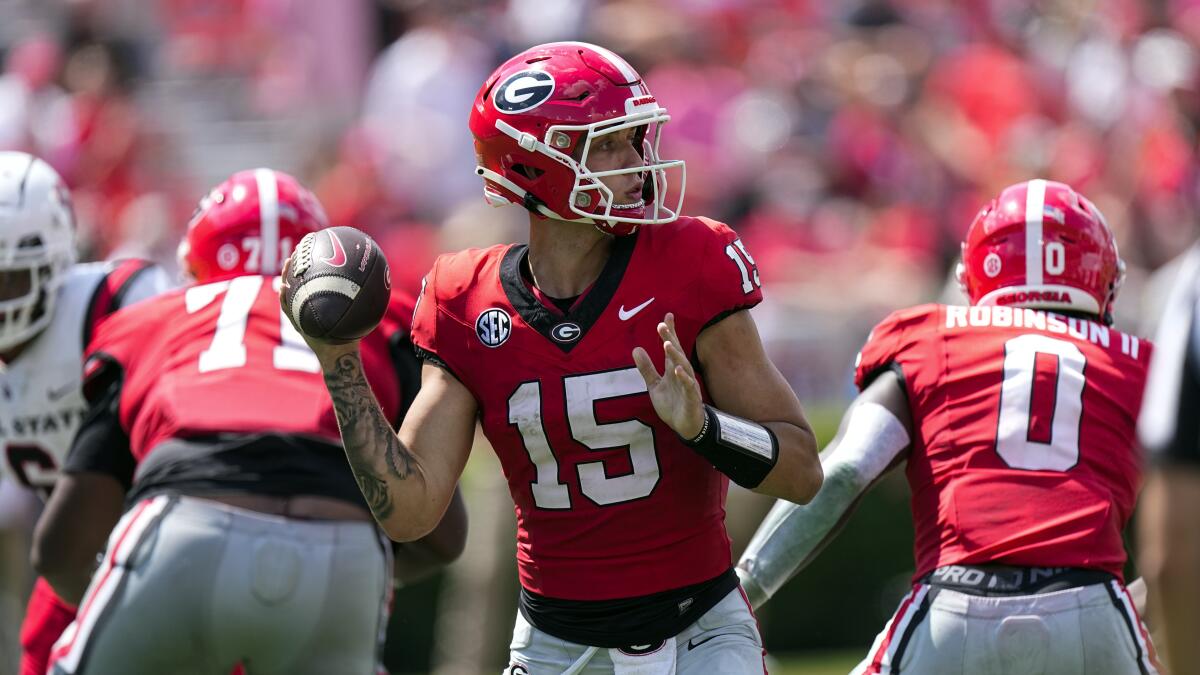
top-left (686, 633), bottom-right (729, 651)
top-left (47, 382), bottom-right (76, 401)
top-left (319, 230), bottom-right (348, 267)
top-left (618, 297), bottom-right (655, 321)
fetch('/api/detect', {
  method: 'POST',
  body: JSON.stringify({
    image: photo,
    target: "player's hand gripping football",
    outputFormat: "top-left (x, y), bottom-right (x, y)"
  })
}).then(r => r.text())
top-left (279, 227), bottom-right (391, 364)
top-left (633, 313), bottom-right (706, 440)
top-left (280, 255), bottom-right (354, 358)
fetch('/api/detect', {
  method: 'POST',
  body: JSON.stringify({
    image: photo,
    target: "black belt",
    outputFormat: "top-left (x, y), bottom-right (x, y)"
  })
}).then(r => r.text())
top-left (922, 564), bottom-right (1116, 596)
top-left (519, 568), bottom-right (738, 648)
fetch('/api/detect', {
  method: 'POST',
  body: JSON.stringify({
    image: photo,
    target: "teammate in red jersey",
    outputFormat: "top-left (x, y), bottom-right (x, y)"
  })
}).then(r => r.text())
top-left (285, 42), bottom-right (822, 674)
top-left (0, 152), bottom-right (170, 675)
top-left (737, 179), bottom-right (1161, 675)
top-left (31, 169), bottom-right (465, 675)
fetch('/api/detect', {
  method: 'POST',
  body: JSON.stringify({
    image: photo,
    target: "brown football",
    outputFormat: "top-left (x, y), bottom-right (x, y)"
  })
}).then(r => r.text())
top-left (280, 226), bottom-right (391, 344)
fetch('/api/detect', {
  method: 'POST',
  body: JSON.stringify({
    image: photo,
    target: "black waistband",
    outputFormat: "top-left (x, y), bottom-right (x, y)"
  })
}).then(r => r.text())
top-left (922, 564), bottom-right (1117, 596)
top-left (128, 433), bottom-right (367, 509)
top-left (518, 567), bottom-right (738, 648)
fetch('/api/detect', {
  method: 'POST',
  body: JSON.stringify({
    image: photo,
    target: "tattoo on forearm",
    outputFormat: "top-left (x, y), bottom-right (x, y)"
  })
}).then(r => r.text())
top-left (324, 352), bottom-right (416, 521)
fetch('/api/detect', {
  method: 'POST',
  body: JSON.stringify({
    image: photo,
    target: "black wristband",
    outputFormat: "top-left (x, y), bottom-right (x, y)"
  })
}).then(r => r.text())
top-left (682, 405), bottom-right (779, 488)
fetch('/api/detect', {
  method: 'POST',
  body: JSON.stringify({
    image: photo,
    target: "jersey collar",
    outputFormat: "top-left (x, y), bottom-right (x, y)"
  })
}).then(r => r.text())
top-left (499, 233), bottom-right (638, 353)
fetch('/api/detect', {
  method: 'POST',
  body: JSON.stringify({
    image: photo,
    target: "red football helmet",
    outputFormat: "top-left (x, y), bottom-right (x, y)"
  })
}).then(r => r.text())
top-left (469, 41), bottom-right (685, 236)
top-left (957, 179), bottom-right (1124, 324)
top-left (179, 169), bottom-right (329, 283)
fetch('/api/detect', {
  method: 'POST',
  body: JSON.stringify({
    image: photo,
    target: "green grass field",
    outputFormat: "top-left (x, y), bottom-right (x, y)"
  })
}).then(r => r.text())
top-left (773, 649), bottom-right (863, 675)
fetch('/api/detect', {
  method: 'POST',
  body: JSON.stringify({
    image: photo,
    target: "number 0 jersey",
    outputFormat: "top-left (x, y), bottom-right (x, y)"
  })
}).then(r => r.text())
top-left (411, 216), bottom-right (763, 602)
top-left (855, 304), bottom-right (1151, 580)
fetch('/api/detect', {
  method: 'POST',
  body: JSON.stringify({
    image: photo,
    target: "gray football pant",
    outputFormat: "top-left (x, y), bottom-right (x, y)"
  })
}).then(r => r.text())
top-left (503, 587), bottom-right (765, 674)
top-left (49, 495), bottom-right (391, 675)
top-left (852, 581), bottom-right (1161, 675)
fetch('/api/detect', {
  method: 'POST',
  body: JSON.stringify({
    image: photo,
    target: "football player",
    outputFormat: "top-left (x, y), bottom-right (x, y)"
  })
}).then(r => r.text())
top-left (1138, 242), bottom-right (1200, 671)
top-left (32, 169), bottom-right (466, 675)
top-left (736, 180), bottom-right (1162, 674)
top-left (287, 42), bottom-right (823, 674)
top-left (0, 151), bottom-right (170, 675)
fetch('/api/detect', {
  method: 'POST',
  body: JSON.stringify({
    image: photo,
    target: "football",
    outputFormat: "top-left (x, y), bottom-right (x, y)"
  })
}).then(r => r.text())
top-left (280, 226), bottom-right (391, 344)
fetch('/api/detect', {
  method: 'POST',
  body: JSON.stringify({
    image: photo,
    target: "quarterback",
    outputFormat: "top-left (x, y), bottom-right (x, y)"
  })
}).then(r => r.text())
top-left (289, 42), bottom-right (823, 674)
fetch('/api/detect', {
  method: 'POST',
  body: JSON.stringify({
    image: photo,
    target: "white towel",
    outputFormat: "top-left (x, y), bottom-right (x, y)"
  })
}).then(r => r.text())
top-left (608, 638), bottom-right (676, 675)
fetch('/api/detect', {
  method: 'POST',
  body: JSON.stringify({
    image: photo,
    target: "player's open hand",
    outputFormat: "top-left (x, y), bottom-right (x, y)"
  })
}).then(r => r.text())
top-left (633, 313), bottom-right (706, 439)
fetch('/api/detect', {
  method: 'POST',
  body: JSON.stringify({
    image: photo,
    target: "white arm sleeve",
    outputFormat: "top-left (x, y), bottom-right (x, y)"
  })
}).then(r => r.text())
top-left (736, 401), bottom-right (910, 609)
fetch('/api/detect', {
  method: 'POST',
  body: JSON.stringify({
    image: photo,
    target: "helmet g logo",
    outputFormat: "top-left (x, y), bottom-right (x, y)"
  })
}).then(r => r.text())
top-left (494, 70), bottom-right (555, 114)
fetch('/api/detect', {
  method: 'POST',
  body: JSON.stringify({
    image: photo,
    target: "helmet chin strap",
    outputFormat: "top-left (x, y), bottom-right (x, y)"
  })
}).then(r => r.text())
top-left (475, 165), bottom-right (598, 225)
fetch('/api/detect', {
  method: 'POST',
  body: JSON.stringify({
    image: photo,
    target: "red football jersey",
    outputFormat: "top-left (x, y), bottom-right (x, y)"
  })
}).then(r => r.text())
top-left (86, 275), bottom-right (405, 461)
top-left (855, 304), bottom-right (1151, 580)
top-left (411, 217), bottom-right (764, 600)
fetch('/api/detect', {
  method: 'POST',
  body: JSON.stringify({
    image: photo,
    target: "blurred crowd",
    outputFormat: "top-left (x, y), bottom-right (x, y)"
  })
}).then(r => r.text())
top-left (5, 1), bottom-right (1200, 670)
top-left (3, 0), bottom-right (1200, 391)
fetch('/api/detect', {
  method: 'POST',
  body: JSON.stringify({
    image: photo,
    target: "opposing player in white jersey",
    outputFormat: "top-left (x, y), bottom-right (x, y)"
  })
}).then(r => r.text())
top-left (0, 152), bottom-right (169, 675)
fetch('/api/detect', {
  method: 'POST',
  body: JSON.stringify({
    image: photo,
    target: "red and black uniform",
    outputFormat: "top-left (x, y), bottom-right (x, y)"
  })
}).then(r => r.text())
top-left (411, 216), bottom-right (763, 646)
top-left (68, 276), bottom-right (417, 505)
top-left (47, 279), bottom-right (417, 675)
top-left (855, 304), bottom-right (1151, 581)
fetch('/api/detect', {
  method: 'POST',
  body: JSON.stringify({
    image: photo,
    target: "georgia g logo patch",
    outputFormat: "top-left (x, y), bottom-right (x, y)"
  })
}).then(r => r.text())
top-left (477, 308), bottom-right (512, 347)
top-left (550, 322), bottom-right (581, 343)
top-left (493, 70), bottom-right (555, 114)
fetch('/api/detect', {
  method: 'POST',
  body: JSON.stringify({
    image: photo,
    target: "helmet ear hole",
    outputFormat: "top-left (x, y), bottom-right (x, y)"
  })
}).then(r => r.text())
top-left (17, 234), bottom-right (43, 249)
top-left (512, 164), bottom-right (544, 181)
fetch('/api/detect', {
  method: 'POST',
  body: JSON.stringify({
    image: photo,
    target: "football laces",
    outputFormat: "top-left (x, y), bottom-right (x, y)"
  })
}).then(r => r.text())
top-left (291, 231), bottom-right (317, 275)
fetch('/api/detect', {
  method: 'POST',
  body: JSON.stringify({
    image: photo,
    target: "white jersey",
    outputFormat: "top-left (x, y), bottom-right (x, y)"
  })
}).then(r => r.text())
top-left (0, 260), bottom-right (169, 494)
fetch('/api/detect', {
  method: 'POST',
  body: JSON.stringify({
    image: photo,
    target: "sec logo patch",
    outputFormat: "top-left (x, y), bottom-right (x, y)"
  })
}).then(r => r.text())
top-left (984, 252), bottom-right (1003, 278)
top-left (477, 308), bottom-right (512, 347)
